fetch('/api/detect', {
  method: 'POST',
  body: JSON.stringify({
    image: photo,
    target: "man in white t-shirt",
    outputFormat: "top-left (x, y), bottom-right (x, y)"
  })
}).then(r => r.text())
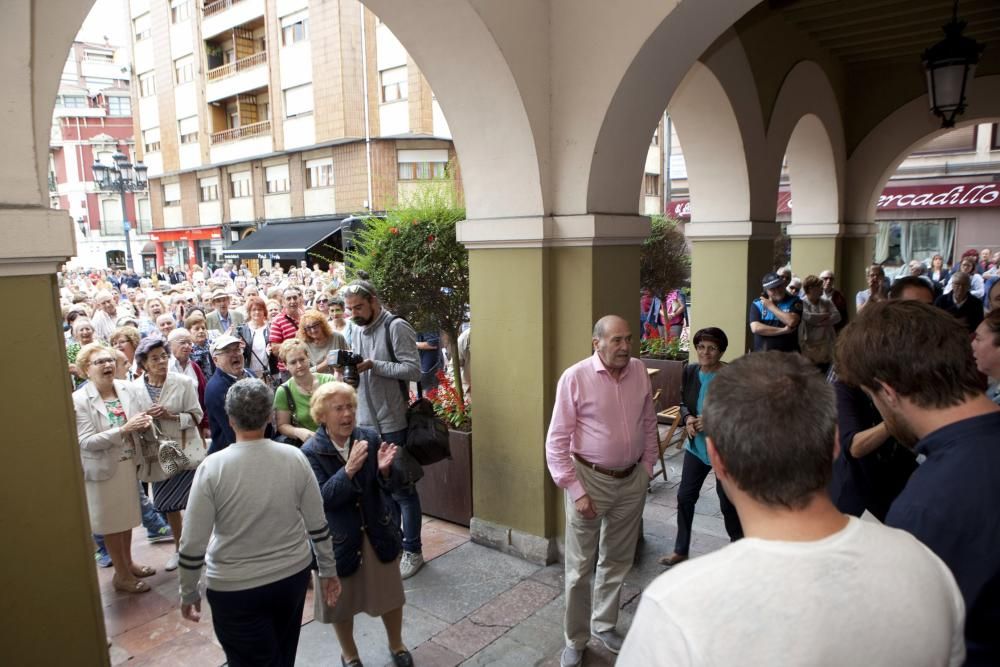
top-left (619, 351), bottom-right (965, 667)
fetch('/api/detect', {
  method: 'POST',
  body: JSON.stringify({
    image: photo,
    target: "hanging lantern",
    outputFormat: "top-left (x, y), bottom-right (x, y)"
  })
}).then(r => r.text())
top-left (922, 1), bottom-right (985, 128)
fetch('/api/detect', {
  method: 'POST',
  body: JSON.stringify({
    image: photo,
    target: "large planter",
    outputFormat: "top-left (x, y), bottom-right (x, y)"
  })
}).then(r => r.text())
top-left (416, 428), bottom-right (472, 526)
top-left (641, 357), bottom-right (687, 417)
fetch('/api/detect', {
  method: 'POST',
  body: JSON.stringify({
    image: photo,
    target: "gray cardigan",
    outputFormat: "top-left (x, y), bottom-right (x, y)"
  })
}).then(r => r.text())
top-left (351, 308), bottom-right (421, 434)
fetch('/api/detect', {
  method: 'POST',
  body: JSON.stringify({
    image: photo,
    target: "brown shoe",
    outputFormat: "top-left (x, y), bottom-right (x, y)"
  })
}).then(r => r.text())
top-left (657, 552), bottom-right (688, 568)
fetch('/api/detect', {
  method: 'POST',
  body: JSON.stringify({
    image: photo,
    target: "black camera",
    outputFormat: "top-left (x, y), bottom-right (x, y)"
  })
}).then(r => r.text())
top-left (330, 349), bottom-right (365, 387)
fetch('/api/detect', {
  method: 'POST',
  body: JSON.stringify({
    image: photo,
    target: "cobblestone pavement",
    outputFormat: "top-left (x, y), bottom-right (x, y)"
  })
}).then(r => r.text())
top-left (104, 426), bottom-right (729, 666)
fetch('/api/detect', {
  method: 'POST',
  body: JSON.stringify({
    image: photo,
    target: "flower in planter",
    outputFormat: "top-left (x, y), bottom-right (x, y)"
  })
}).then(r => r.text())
top-left (426, 370), bottom-right (471, 431)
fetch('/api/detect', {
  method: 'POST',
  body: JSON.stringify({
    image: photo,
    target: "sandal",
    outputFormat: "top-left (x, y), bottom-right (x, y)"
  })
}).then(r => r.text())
top-left (112, 575), bottom-right (151, 594)
top-left (657, 553), bottom-right (688, 568)
top-left (130, 564), bottom-right (156, 578)
top-left (340, 656), bottom-right (364, 667)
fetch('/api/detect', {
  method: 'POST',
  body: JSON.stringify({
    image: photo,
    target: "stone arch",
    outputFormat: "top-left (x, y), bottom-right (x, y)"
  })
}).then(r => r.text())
top-left (361, 0), bottom-right (546, 220)
top-left (768, 61), bottom-right (845, 228)
top-left (847, 75), bottom-right (1000, 224)
top-left (584, 0), bottom-right (762, 216)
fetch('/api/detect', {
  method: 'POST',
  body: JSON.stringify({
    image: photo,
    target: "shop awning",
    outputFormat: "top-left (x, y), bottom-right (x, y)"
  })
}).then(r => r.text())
top-left (223, 217), bottom-right (348, 261)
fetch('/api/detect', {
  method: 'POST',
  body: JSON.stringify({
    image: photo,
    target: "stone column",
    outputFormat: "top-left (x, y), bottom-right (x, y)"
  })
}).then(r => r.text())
top-left (457, 214), bottom-right (649, 563)
top-left (685, 221), bottom-right (779, 356)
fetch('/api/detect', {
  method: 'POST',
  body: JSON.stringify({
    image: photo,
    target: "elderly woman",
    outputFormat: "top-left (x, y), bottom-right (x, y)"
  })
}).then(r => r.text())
top-left (141, 297), bottom-right (167, 338)
top-left (237, 295), bottom-right (275, 382)
top-left (298, 308), bottom-right (349, 373)
top-left (274, 339), bottom-right (336, 445)
top-left (302, 382), bottom-right (412, 667)
top-left (72, 343), bottom-right (157, 593)
top-left (156, 313), bottom-right (177, 339)
top-left (67, 317), bottom-right (96, 385)
top-left (972, 311), bottom-right (1000, 405)
top-left (185, 313), bottom-right (216, 379)
top-left (658, 328), bottom-right (743, 568)
top-left (798, 274), bottom-right (841, 371)
top-left (111, 326), bottom-right (142, 380)
top-left (266, 298), bottom-right (282, 322)
top-left (179, 379), bottom-right (340, 665)
top-left (133, 337), bottom-right (205, 571)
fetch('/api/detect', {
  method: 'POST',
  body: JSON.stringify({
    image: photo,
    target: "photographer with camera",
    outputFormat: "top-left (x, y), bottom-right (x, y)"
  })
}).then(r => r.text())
top-left (341, 279), bottom-right (424, 579)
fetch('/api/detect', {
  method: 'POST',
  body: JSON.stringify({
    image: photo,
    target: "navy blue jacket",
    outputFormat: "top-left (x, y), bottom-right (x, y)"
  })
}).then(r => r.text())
top-left (301, 425), bottom-right (403, 577)
top-left (204, 368), bottom-right (257, 455)
top-left (886, 411), bottom-right (1000, 666)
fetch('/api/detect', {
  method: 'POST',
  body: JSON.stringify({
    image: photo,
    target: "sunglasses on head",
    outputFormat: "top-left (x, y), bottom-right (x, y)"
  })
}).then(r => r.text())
top-left (343, 284), bottom-right (371, 297)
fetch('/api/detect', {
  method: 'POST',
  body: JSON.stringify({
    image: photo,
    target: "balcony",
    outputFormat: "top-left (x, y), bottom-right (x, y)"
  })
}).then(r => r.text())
top-left (211, 119), bottom-right (271, 145)
top-left (202, 0), bottom-right (265, 39)
top-left (205, 52), bottom-right (269, 102)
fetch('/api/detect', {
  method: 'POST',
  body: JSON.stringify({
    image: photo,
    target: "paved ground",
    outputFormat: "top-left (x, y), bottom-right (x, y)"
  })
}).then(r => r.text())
top-left (104, 426), bottom-right (728, 666)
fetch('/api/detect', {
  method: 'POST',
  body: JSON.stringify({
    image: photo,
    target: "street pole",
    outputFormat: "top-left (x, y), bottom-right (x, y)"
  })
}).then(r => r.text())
top-left (119, 177), bottom-right (134, 271)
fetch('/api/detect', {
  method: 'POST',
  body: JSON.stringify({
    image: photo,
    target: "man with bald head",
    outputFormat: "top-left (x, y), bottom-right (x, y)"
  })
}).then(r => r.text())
top-left (546, 315), bottom-right (658, 666)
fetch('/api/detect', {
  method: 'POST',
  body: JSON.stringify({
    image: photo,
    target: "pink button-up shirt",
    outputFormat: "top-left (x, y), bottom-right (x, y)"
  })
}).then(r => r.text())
top-left (545, 352), bottom-right (658, 501)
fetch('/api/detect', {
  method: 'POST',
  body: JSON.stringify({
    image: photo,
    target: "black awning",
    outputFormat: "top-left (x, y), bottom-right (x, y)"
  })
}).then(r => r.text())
top-left (223, 217), bottom-right (347, 261)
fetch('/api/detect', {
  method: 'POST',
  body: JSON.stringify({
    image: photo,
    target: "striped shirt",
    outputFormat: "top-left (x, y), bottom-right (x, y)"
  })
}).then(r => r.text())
top-left (269, 312), bottom-right (300, 371)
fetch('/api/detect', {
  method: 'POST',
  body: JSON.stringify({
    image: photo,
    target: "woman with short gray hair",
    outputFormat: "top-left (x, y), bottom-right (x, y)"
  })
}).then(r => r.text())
top-left (179, 378), bottom-right (340, 665)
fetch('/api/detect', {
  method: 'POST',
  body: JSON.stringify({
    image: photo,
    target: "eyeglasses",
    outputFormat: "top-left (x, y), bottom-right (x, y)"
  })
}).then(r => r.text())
top-left (304, 324), bottom-right (322, 331)
top-left (695, 345), bottom-right (720, 353)
top-left (91, 357), bottom-right (116, 365)
top-left (315, 299), bottom-right (329, 304)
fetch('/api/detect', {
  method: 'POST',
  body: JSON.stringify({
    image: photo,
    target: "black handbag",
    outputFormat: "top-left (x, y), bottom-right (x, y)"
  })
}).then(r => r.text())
top-left (384, 317), bottom-right (452, 466)
top-left (273, 380), bottom-right (304, 447)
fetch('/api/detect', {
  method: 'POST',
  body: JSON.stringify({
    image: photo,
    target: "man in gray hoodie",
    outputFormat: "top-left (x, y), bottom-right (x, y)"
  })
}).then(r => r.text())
top-left (343, 279), bottom-right (425, 578)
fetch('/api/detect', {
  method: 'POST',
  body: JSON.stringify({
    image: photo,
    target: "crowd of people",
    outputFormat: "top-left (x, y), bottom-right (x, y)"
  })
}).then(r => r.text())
top-left (61, 259), bottom-right (476, 666)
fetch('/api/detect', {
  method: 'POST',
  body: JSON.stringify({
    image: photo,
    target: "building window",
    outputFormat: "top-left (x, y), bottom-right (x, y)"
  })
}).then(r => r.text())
top-left (174, 56), bottom-right (194, 85)
top-left (651, 127), bottom-right (659, 146)
top-left (85, 50), bottom-right (114, 64)
top-left (56, 95), bottom-right (88, 108)
top-left (138, 72), bottom-right (156, 97)
top-left (306, 158), bottom-right (333, 189)
top-left (107, 96), bottom-right (131, 116)
top-left (643, 173), bottom-right (660, 196)
top-left (283, 84), bottom-right (313, 118)
top-left (265, 164), bottom-right (290, 194)
top-left (137, 197), bottom-right (152, 232)
top-left (134, 14), bottom-right (151, 41)
top-left (100, 199), bottom-right (123, 236)
top-left (230, 171), bottom-right (251, 198)
top-left (162, 182), bottom-right (181, 206)
top-left (171, 0), bottom-right (191, 24)
top-left (200, 177), bottom-right (219, 202)
top-left (380, 66), bottom-right (407, 103)
top-left (992, 123), bottom-right (1000, 151)
top-left (398, 161), bottom-right (447, 181)
top-left (281, 12), bottom-right (308, 46)
top-left (142, 127), bottom-right (161, 153)
top-left (178, 116), bottom-right (198, 144)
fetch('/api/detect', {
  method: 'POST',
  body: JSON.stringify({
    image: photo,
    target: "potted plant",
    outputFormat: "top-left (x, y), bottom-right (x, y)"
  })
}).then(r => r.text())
top-left (347, 181), bottom-right (474, 524)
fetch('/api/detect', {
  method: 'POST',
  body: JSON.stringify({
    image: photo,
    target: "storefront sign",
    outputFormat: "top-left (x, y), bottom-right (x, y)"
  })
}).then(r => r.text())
top-left (667, 182), bottom-right (1000, 220)
top-left (149, 226), bottom-right (222, 242)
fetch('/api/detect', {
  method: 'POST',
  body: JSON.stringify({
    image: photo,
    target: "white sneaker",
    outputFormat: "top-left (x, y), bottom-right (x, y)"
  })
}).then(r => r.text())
top-left (399, 551), bottom-right (424, 579)
top-left (165, 552), bottom-right (179, 572)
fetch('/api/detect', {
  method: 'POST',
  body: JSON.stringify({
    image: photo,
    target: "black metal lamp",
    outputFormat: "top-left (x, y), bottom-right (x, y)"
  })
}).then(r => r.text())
top-left (922, 0), bottom-right (986, 128)
top-left (89, 150), bottom-right (149, 271)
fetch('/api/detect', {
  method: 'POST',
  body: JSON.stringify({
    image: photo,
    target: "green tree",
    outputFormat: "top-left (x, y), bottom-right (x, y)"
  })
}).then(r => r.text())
top-left (347, 182), bottom-right (469, 405)
top-left (640, 215), bottom-right (690, 301)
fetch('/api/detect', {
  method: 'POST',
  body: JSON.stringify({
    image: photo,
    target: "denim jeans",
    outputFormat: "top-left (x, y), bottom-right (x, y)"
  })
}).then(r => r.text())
top-left (382, 428), bottom-right (423, 554)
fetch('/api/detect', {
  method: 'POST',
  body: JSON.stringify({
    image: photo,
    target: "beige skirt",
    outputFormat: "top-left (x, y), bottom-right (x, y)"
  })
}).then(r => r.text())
top-left (314, 535), bottom-right (405, 624)
top-left (84, 457), bottom-right (141, 535)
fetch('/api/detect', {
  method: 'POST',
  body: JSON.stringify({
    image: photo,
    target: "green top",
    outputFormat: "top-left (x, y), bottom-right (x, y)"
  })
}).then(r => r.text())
top-left (273, 373), bottom-right (335, 432)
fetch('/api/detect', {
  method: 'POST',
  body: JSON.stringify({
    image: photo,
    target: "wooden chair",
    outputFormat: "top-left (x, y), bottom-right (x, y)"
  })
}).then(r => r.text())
top-left (653, 405), bottom-right (682, 481)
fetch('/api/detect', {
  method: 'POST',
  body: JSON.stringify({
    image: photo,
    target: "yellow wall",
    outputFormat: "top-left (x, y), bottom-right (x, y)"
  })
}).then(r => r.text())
top-left (1, 275), bottom-right (108, 665)
top-left (689, 238), bottom-right (773, 356)
top-left (791, 236), bottom-right (841, 281)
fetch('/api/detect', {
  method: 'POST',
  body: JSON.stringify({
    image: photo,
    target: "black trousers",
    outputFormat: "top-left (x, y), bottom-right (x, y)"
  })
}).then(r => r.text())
top-left (206, 566), bottom-right (310, 667)
top-left (674, 450), bottom-right (743, 555)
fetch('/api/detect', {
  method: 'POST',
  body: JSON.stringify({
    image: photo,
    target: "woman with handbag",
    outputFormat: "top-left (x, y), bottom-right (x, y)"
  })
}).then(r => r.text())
top-left (72, 342), bottom-right (157, 593)
top-left (274, 339), bottom-right (336, 445)
top-left (237, 296), bottom-right (275, 384)
top-left (799, 275), bottom-right (842, 373)
top-left (302, 382), bottom-right (413, 667)
top-left (133, 337), bottom-right (206, 572)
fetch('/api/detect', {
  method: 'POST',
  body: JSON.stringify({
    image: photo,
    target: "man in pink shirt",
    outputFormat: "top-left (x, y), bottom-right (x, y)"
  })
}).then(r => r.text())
top-left (545, 315), bottom-right (658, 667)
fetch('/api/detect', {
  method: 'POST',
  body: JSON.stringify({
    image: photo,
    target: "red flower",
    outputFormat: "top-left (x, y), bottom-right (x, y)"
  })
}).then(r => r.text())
top-left (389, 227), bottom-right (399, 235)
top-left (427, 234), bottom-right (435, 243)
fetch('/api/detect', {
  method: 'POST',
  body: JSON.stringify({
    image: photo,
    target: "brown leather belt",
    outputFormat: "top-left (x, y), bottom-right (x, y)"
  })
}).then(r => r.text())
top-left (573, 453), bottom-right (637, 479)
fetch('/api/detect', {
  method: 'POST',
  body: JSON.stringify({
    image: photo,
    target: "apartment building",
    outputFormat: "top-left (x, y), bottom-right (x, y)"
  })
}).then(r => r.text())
top-left (51, 40), bottom-right (155, 271)
top-left (128, 0), bottom-right (459, 271)
top-left (666, 121), bottom-right (1000, 269)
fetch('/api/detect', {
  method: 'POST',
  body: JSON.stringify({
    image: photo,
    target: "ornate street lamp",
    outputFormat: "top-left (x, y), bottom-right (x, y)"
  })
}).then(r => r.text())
top-left (922, 0), bottom-right (986, 128)
top-left (92, 152), bottom-right (148, 271)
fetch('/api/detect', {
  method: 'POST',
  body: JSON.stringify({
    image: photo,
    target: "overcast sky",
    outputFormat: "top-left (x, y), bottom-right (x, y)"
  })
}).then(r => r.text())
top-left (76, 0), bottom-right (129, 48)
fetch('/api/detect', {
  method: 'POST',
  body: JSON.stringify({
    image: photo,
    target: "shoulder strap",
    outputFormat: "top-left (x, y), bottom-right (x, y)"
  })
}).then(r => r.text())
top-left (280, 380), bottom-right (297, 425)
top-left (382, 316), bottom-right (409, 403)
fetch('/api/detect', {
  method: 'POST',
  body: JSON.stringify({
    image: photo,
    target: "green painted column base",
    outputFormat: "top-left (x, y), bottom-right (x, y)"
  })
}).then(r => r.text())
top-left (2, 274), bottom-right (109, 665)
top-left (688, 238), bottom-right (774, 357)
top-left (467, 244), bottom-right (641, 557)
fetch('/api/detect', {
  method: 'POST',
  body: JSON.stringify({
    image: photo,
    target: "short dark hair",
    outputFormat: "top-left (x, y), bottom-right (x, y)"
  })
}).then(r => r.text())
top-left (982, 310), bottom-right (1000, 347)
top-left (693, 327), bottom-right (728, 353)
top-left (835, 300), bottom-right (983, 409)
top-left (134, 336), bottom-right (169, 371)
top-left (701, 351), bottom-right (835, 509)
top-left (888, 276), bottom-right (935, 301)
